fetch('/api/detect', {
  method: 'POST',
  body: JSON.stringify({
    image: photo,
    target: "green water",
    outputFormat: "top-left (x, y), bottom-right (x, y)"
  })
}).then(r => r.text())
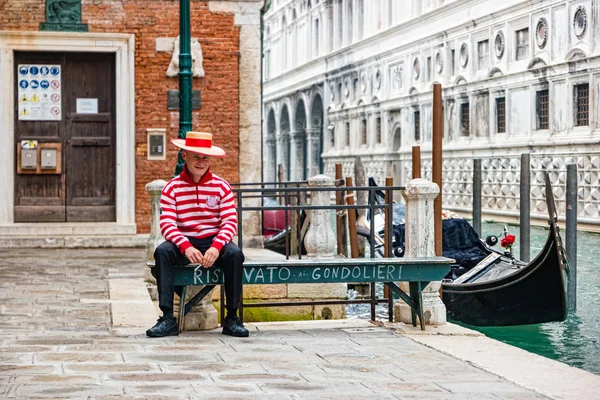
top-left (461, 221), bottom-right (600, 375)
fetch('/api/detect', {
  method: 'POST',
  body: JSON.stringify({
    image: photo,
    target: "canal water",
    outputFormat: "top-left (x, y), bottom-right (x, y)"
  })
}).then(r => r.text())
top-left (346, 221), bottom-right (600, 375)
top-left (471, 221), bottom-right (600, 376)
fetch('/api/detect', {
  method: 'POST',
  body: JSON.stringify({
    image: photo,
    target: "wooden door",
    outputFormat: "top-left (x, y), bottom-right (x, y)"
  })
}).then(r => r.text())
top-left (14, 52), bottom-right (116, 223)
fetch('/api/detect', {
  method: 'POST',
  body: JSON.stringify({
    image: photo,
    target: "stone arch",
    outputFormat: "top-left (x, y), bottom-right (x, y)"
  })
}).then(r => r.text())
top-left (566, 47), bottom-right (588, 61)
top-left (279, 104), bottom-right (291, 181)
top-left (488, 67), bottom-right (504, 78)
top-left (266, 108), bottom-right (277, 183)
top-left (310, 93), bottom-right (325, 175)
top-left (392, 123), bottom-right (402, 151)
top-left (527, 56), bottom-right (549, 70)
top-left (454, 75), bottom-right (467, 85)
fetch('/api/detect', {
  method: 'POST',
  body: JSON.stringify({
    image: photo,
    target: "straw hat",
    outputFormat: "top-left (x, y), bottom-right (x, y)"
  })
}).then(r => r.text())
top-left (170, 131), bottom-right (226, 157)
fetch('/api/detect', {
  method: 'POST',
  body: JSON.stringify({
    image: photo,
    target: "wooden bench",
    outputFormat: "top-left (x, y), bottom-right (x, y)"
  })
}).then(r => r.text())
top-left (148, 256), bottom-right (453, 332)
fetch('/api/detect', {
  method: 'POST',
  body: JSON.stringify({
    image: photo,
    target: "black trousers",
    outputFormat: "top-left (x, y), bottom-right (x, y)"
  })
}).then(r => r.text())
top-left (152, 236), bottom-right (245, 316)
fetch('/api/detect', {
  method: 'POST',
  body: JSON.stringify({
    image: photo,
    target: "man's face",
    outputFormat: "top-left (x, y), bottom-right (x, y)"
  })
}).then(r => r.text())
top-left (183, 151), bottom-right (211, 179)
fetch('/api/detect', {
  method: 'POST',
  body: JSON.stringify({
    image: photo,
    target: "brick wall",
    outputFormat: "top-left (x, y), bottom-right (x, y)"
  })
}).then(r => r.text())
top-left (1, 0), bottom-right (241, 233)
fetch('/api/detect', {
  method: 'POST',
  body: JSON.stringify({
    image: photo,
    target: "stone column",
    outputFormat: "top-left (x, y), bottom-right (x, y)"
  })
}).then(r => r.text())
top-left (146, 179), bottom-right (218, 330)
top-left (304, 174), bottom-right (337, 258)
top-left (394, 178), bottom-right (447, 325)
top-left (291, 130), bottom-right (305, 181)
top-left (288, 174), bottom-right (346, 314)
top-left (307, 128), bottom-right (321, 177)
top-left (145, 180), bottom-right (167, 286)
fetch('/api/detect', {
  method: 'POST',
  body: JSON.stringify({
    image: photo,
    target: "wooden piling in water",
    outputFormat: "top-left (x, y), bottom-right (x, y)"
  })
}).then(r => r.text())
top-left (432, 83), bottom-right (443, 257)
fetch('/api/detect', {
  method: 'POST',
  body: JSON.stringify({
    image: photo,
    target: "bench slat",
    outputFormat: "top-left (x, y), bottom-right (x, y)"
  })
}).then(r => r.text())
top-left (175, 263), bottom-right (450, 286)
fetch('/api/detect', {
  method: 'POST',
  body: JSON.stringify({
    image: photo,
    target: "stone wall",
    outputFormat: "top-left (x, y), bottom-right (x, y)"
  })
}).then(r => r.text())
top-left (0, 0), bottom-right (243, 234)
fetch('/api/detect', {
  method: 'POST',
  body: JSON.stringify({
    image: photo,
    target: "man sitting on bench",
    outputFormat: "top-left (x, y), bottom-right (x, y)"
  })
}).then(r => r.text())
top-left (146, 131), bottom-right (249, 338)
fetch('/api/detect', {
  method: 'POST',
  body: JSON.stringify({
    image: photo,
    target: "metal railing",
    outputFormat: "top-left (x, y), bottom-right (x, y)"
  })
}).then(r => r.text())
top-left (216, 180), bottom-right (406, 323)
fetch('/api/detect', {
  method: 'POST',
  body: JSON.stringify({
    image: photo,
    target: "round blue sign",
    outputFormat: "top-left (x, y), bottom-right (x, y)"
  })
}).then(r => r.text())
top-left (40, 66), bottom-right (49, 75)
top-left (19, 80), bottom-right (28, 89)
top-left (29, 66), bottom-right (39, 75)
top-left (18, 66), bottom-right (28, 75)
top-left (40, 80), bottom-right (50, 89)
top-left (50, 66), bottom-right (60, 76)
top-left (30, 80), bottom-right (39, 89)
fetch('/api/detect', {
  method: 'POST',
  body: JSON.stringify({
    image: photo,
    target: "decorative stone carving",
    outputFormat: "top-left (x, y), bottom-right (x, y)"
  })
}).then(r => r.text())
top-left (573, 6), bottom-right (587, 39)
top-left (166, 35), bottom-right (205, 78)
top-left (303, 174), bottom-right (337, 258)
top-left (435, 50), bottom-right (443, 73)
top-left (374, 68), bottom-right (382, 90)
top-left (536, 17), bottom-right (548, 49)
top-left (459, 42), bottom-right (468, 68)
top-left (495, 31), bottom-right (505, 59)
top-left (390, 63), bottom-right (404, 91)
top-left (395, 179), bottom-right (446, 325)
top-left (413, 57), bottom-right (420, 79)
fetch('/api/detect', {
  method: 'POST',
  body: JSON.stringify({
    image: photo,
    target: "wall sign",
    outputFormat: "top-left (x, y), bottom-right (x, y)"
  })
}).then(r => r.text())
top-left (18, 64), bottom-right (62, 121)
top-left (76, 98), bottom-right (98, 114)
top-left (40, 0), bottom-right (88, 32)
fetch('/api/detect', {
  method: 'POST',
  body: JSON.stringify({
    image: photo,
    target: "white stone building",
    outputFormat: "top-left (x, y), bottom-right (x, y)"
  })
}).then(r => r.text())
top-left (262, 0), bottom-right (600, 228)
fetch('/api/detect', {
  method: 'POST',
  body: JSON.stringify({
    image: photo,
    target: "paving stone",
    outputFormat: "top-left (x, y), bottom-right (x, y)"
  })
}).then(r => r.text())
top-left (122, 383), bottom-right (196, 395)
top-left (258, 381), bottom-right (374, 394)
top-left (35, 352), bottom-right (123, 363)
top-left (13, 374), bottom-right (101, 384)
top-left (122, 353), bottom-right (221, 363)
top-left (61, 344), bottom-right (141, 352)
top-left (212, 372), bottom-right (303, 383)
top-left (106, 372), bottom-right (207, 382)
top-left (13, 339), bottom-right (93, 346)
top-left (437, 381), bottom-right (533, 394)
top-left (95, 396), bottom-right (191, 400)
top-left (160, 362), bottom-right (267, 374)
top-left (217, 351), bottom-right (324, 364)
top-left (13, 383), bottom-right (123, 397)
top-left (0, 364), bottom-right (59, 375)
top-left (64, 363), bottom-right (160, 374)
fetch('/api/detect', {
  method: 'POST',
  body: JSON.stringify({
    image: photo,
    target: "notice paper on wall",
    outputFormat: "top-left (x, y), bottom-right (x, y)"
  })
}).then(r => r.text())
top-left (76, 98), bottom-right (98, 114)
top-left (18, 64), bottom-right (62, 121)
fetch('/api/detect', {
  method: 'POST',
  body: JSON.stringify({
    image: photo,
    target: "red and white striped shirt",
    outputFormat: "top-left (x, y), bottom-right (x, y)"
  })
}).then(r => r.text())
top-left (159, 167), bottom-right (237, 253)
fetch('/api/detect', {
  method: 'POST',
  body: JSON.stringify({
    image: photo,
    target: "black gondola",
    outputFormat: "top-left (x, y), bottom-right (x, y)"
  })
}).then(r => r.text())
top-left (366, 171), bottom-right (569, 326)
top-left (440, 172), bottom-right (569, 326)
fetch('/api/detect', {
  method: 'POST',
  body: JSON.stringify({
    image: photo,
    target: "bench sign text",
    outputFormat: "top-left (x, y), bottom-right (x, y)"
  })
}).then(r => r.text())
top-left (193, 264), bottom-right (404, 285)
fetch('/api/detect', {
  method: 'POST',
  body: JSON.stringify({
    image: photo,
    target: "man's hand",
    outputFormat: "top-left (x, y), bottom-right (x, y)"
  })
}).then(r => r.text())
top-left (201, 247), bottom-right (220, 268)
top-left (184, 247), bottom-right (203, 264)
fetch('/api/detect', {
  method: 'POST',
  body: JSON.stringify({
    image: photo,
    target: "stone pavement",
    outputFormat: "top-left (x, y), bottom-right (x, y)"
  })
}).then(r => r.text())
top-left (0, 248), bottom-right (597, 399)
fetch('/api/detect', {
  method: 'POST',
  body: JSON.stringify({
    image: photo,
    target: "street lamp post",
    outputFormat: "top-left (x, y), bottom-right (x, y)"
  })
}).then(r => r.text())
top-left (175, 0), bottom-right (193, 176)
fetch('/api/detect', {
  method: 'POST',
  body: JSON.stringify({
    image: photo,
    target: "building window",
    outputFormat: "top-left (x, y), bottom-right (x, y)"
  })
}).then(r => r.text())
top-left (574, 83), bottom-right (589, 127)
top-left (516, 28), bottom-right (529, 61)
top-left (330, 126), bottom-right (335, 148)
top-left (461, 102), bottom-right (470, 136)
top-left (345, 122), bottom-right (351, 146)
top-left (360, 119), bottom-right (367, 145)
top-left (536, 89), bottom-right (549, 130)
top-left (496, 97), bottom-right (506, 133)
top-left (315, 18), bottom-right (320, 56)
top-left (478, 40), bottom-right (489, 69)
top-left (265, 49), bottom-right (271, 79)
top-left (414, 110), bottom-right (420, 141)
top-left (376, 117), bottom-right (381, 144)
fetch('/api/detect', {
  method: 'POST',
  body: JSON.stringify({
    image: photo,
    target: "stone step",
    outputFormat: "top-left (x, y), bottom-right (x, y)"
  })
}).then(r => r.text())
top-left (0, 234), bottom-right (149, 249)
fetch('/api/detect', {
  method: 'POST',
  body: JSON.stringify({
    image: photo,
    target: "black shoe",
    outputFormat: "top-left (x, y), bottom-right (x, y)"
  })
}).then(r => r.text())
top-left (222, 315), bottom-right (249, 337)
top-left (146, 315), bottom-right (179, 337)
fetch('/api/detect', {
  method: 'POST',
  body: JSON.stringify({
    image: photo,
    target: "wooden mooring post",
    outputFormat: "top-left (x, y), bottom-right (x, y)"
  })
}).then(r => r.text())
top-left (472, 159), bottom-right (482, 237)
top-left (566, 163), bottom-right (578, 312)
top-left (520, 153), bottom-right (531, 262)
top-left (432, 83), bottom-right (443, 257)
top-left (335, 164), bottom-right (348, 257)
